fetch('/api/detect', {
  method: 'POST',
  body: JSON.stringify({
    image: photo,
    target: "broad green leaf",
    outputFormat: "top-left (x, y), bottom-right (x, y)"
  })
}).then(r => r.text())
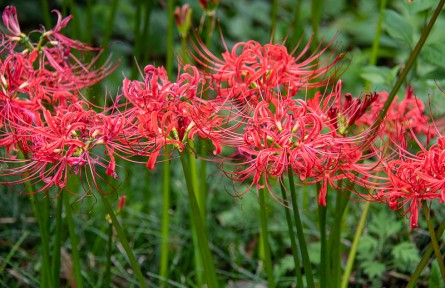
top-left (383, 10), bottom-right (413, 47)
top-left (421, 43), bottom-right (445, 68)
top-left (360, 66), bottom-right (388, 84)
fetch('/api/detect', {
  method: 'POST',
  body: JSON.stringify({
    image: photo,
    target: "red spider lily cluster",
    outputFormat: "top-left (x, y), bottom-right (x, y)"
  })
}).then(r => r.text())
top-left (0, 5), bottom-right (441, 228)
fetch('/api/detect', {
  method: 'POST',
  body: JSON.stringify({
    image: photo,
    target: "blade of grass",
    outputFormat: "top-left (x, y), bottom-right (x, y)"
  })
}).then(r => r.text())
top-left (0, 231), bottom-right (30, 275)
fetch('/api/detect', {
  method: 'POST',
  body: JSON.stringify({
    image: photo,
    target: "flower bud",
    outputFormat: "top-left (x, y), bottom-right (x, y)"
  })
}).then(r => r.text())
top-left (174, 4), bottom-right (192, 38)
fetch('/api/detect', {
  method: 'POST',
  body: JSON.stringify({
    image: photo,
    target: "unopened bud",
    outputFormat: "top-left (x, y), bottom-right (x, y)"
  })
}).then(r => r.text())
top-left (117, 195), bottom-right (126, 212)
top-left (174, 4), bottom-right (192, 38)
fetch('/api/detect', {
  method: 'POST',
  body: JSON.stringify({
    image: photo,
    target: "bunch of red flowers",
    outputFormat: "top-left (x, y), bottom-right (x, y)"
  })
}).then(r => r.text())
top-left (0, 5), bottom-right (440, 228)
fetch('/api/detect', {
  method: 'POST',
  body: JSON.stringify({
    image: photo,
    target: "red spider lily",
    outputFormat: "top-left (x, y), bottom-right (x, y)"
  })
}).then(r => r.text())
top-left (223, 97), bottom-right (359, 203)
top-left (376, 157), bottom-right (441, 229)
top-left (190, 37), bottom-right (344, 108)
top-left (0, 6), bottom-right (22, 52)
top-left (120, 64), bottom-right (224, 169)
top-left (357, 86), bottom-right (435, 142)
top-left (0, 102), bottom-right (122, 195)
top-left (1, 6), bottom-right (115, 94)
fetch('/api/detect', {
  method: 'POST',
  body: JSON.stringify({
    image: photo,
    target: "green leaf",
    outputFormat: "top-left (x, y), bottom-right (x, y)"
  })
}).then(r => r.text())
top-left (368, 210), bottom-right (402, 239)
top-left (357, 235), bottom-right (378, 261)
top-left (405, 0), bottom-right (437, 14)
top-left (383, 10), bottom-right (413, 47)
top-left (360, 66), bottom-right (389, 84)
top-left (308, 242), bottom-right (321, 265)
top-left (391, 242), bottom-right (420, 272)
top-left (421, 43), bottom-right (445, 68)
top-left (362, 260), bottom-right (386, 279)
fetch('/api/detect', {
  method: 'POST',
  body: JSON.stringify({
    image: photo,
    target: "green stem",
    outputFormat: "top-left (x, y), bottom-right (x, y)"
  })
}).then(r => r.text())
top-left (423, 204), bottom-right (445, 282)
top-left (188, 144), bottom-right (205, 286)
top-left (288, 167), bottom-right (314, 288)
top-left (270, 0), bottom-right (278, 37)
top-left (310, 0), bottom-right (323, 52)
top-left (52, 193), bottom-right (64, 288)
top-left (288, 0), bottom-right (303, 49)
top-left (40, 0), bottom-right (51, 28)
top-left (318, 187), bottom-right (328, 288)
top-left (365, 0), bottom-right (387, 91)
top-left (131, 0), bottom-right (143, 79)
top-left (159, 156), bottom-right (171, 286)
top-left (328, 189), bottom-right (350, 288)
top-left (371, 0), bottom-right (445, 133)
top-left (29, 193), bottom-right (53, 287)
top-left (407, 217), bottom-right (445, 288)
top-left (179, 152), bottom-right (219, 288)
top-left (64, 193), bottom-right (84, 288)
top-left (258, 177), bottom-right (275, 288)
top-left (279, 182), bottom-right (304, 288)
top-left (98, 192), bottom-right (148, 288)
top-left (341, 201), bottom-right (370, 288)
top-left (103, 223), bottom-right (113, 288)
top-left (166, 0), bottom-right (175, 78)
top-left (102, 0), bottom-right (119, 47)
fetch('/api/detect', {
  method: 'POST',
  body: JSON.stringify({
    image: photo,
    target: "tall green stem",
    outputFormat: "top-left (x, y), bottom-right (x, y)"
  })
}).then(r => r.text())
top-left (270, 0), bottom-right (278, 37)
top-left (288, 168), bottom-right (314, 288)
top-left (28, 193), bottom-right (53, 287)
top-left (179, 152), bottom-right (219, 288)
top-left (40, 0), bottom-right (51, 28)
top-left (166, 0), bottom-right (175, 77)
top-left (423, 205), bottom-right (445, 282)
top-left (407, 217), bottom-right (445, 287)
top-left (279, 182), bottom-right (304, 288)
top-left (52, 193), bottom-right (64, 288)
top-left (328, 188), bottom-right (350, 288)
top-left (258, 177), bottom-right (275, 288)
top-left (310, 0), bottom-right (323, 52)
top-left (64, 193), bottom-right (84, 288)
top-left (318, 191), bottom-right (328, 288)
top-left (98, 192), bottom-right (148, 288)
top-left (341, 201), bottom-right (370, 288)
top-left (159, 156), bottom-right (171, 286)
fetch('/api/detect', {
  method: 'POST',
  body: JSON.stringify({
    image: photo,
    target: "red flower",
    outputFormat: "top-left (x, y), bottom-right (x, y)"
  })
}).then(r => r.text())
top-left (191, 38), bottom-right (344, 107)
top-left (1, 102), bottom-right (122, 194)
top-left (357, 86), bottom-right (435, 142)
top-left (120, 64), bottom-right (224, 169)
